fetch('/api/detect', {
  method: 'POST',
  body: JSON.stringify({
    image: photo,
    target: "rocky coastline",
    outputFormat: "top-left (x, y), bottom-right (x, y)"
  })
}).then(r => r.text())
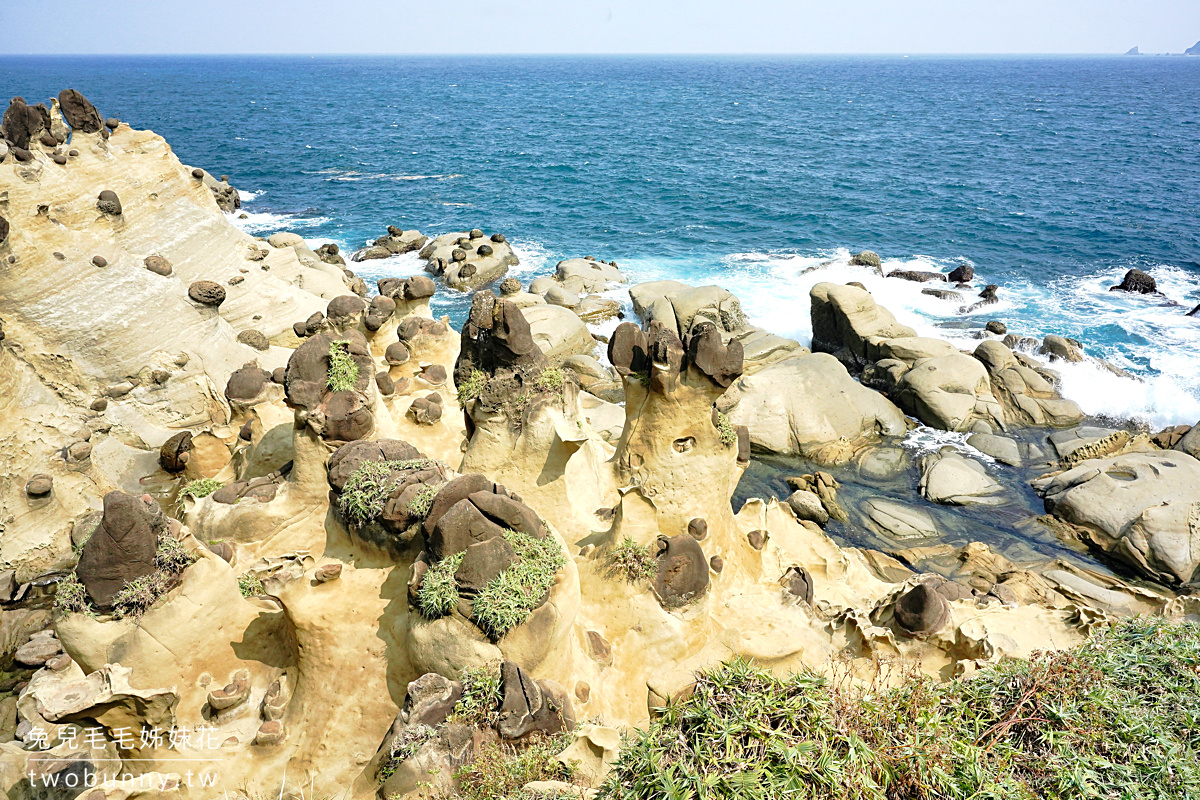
top-left (0, 90), bottom-right (1197, 798)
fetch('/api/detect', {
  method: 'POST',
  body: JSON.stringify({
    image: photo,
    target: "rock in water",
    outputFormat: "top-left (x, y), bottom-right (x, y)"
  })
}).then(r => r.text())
top-left (75, 492), bottom-right (163, 610)
top-left (1109, 268), bottom-right (1157, 294)
top-left (849, 250), bottom-right (882, 272)
top-left (947, 263), bottom-right (974, 282)
top-left (57, 89), bottom-right (103, 133)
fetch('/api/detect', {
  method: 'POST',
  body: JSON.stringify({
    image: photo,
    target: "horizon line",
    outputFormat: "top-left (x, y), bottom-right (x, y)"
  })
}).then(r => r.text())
top-left (2, 51), bottom-right (1198, 58)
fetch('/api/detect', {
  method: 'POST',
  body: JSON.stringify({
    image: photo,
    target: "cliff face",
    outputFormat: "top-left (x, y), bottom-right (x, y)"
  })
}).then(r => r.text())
top-left (1187, 40), bottom-right (1200, 55)
top-left (0, 90), bottom-right (1196, 800)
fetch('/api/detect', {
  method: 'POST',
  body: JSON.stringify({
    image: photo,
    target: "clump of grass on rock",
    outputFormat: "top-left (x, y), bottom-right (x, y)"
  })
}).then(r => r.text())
top-left (601, 617), bottom-right (1200, 800)
top-left (416, 551), bottom-right (464, 619)
top-left (326, 339), bottom-right (359, 392)
top-left (338, 458), bottom-right (436, 527)
top-left (472, 530), bottom-right (565, 639)
top-left (605, 537), bottom-right (657, 583)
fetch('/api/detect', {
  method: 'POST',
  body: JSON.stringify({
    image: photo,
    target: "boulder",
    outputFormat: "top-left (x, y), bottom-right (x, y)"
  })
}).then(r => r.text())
top-left (225, 363), bottom-right (273, 402)
top-left (786, 490), bottom-right (829, 524)
top-left (849, 251), bottom-right (882, 272)
top-left (1038, 334), bottom-right (1083, 363)
top-left (973, 340), bottom-right (1083, 427)
top-left (521, 303), bottom-right (595, 362)
top-left (56, 89), bottom-right (103, 133)
top-left (158, 431), bottom-right (193, 472)
top-left (1, 97), bottom-right (45, 149)
top-left (75, 492), bottom-right (164, 610)
top-left (718, 353), bottom-right (905, 462)
top-left (947, 264), bottom-right (974, 283)
top-left (888, 270), bottom-right (946, 283)
top-left (918, 449), bottom-right (1005, 505)
top-left (893, 353), bottom-right (1003, 432)
top-left (144, 255), bottom-right (173, 276)
top-left (966, 433), bottom-right (1021, 466)
top-left (1035, 451), bottom-right (1200, 585)
top-left (236, 329), bottom-right (270, 351)
top-left (24, 474), bottom-right (53, 497)
top-left (810, 282), bottom-right (916, 367)
top-left (1109, 268), bottom-right (1156, 294)
top-left (554, 258), bottom-right (627, 294)
top-left (893, 582), bottom-right (951, 635)
top-left (96, 190), bottom-right (122, 215)
top-left (498, 661), bottom-right (573, 740)
top-left (652, 534), bottom-right (709, 608)
top-left (862, 498), bottom-right (937, 541)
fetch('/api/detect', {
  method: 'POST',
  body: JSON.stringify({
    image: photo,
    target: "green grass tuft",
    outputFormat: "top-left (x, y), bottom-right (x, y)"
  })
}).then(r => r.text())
top-left (407, 483), bottom-right (439, 520)
top-left (378, 723), bottom-right (437, 782)
top-left (155, 535), bottom-right (196, 573)
top-left (53, 573), bottom-right (91, 616)
top-left (416, 551), bottom-right (464, 619)
top-left (605, 537), bottom-right (657, 583)
top-left (238, 572), bottom-right (265, 598)
top-left (472, 530), bottom-right (565, 639)
top-left (533, 367), bottom-right (566, 395)
top-left (111, 572), bottom-right (172, 620)
top-left (448, 663), bottom-right (504, 727)
top-left (457, 369), bottom-right (488, 407)
top-left (451, 731), bottom-right (577, 800)
top-left (338, 459), bottom-right (437, 527)
top-left (180, 478), bottom-right (222, 502)
top-left (714, 410), bottom-right (737, 446)
top-left (326, 340), bottom-right (360, 392)
top-left (600, 617), bottom-right (1200, 800)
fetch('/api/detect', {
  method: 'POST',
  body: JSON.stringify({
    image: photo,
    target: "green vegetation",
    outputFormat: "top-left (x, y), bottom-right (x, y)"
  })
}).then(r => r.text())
top-left (473, 530), bottom-right (566, 639)
top-left (714, 411), bottom-right (737, 446)
top-left (416, 551), bottom-right (464, 619)
top-left (53, 573), bottom-right (91, 615)
top-left (238, 572), bottom-right (265, 598)
top-left (601, 618), bottom-right (1200, 800)
top-left (378, 723), bottom-right (437, 782)
top-left (605, 537), bottom-right (657, 583)
top-left (457, 368), bottom-right (488, 407)
top-left (111, 572), bottom-right (171, 619)
top-left (57, 534), bottom-right (196, 619)
top-left (179, 477), bottom-right (222, 506)
top-left (533, 367), bottom-right (565, 396)
top-left (448, 663), bottom-right (504, 727)
top-left (326, 340), bottom-right (360, 392)
top-left (338, 459), bottom-right (437, 527)
top-left (407, 483), bottom-right (439, 520)
top-left (450, 732), bottom-right (577, 800)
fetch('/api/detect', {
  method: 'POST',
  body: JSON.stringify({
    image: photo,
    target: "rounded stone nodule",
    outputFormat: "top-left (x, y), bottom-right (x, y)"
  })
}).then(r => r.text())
top-left (96, 190), bottom-right (122, 216)
top-left (25, 474), bottom-right (53, 498)
top-left (188, 280), bottom-right (226, 307)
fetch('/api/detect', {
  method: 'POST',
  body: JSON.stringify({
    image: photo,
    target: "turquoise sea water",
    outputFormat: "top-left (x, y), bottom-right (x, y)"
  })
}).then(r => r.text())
top-left (4, 55), bottom-right (1200, 426)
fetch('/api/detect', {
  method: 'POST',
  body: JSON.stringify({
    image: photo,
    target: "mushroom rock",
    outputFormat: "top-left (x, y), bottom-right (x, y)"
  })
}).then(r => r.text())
top-left (651, 534), bottom-right (709, 609)
top-left (326, 294), bottom-right (366, 322)
top-left (325, 439), bottom-right (424, 492)
top-left (75, 492), bottom-right (164, 610)
top-left (892, 581), bottom-right (951, 636)
top-left (455, 291), bottom-right (546, 382)
top-left (56, 89), bottom-right (103, 133)
top-left (283, 330), bottom-right (376, 442)
top-left (236, 329), bottom-right (269, 351)
top-left (376, 371), bottom-right (395, 396)
top-left (225, 363), bottom-right (273, 403)
top-left (686, 322), bottom-right (744, 388)
top-left (96, 190), bottom-right (122, 216)
top-left (188, 280), bottom-right (226, 307)
top-left (105, 117), bottom-right (120, 131)
top-left (385, 342), bottom-right (410, 366)
top-left (407, 395), bottom-right (443, 426)
top-left (158, 431), bottom-right (193, 472)
top-left (24, 474), bottom-right (54, 498)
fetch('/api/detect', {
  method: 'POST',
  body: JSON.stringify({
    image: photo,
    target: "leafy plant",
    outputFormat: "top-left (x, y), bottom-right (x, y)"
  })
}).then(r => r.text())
top-left (416, 551), bottom-right (464, 619)
top-left (111, 572), bottom-right (171, 619)
top-left (238, 572), bottom-right (265, 598)
top-left (379, 723), bottom-right (437, 782)
top-left (533, 367), bottom-right (565, 396)
top-left (326, 340), bottom-right (360, 392)
top-left (605, 537), bottom-right (657, 583)
top-left (448, 663), bottom-right (504, 727)
top-left (600, 617), bottom-right (1200, 800)
top-left (714, 410), bottom-right (737, 446)
top-left (179, 478), bottom-right (222, 504)
top-left (451, 732), bottom-right (577, 800)
top-left (407, 483), bottom-right (439, 520)
top-left (457, 369), bottom-right (488, 407)
top-left (155, 535), bottom-right (195, 573)
top-left (339, 459), bottom-right (439, 527)
top-left (473, 530), bottom-right (565, 639)
top-left (53, 573), bottom-right (91, 616)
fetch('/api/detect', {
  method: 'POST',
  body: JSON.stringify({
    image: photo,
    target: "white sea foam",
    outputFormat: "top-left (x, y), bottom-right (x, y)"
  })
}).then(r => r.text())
top-left (901, 427), bottom-right (995, 463)
top-left (624, 248), bottom-right (1200, 428)
top-left (226, 210), bottom-right (330, 234)
top-left (237, 189), bottom-right (260, 202)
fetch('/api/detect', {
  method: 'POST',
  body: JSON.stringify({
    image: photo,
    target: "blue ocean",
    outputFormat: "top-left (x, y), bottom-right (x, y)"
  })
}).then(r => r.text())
top-left (5, 55), bottom-right (1200, 426)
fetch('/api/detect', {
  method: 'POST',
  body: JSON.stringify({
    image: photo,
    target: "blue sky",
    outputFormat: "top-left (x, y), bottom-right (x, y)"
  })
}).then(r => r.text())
top-left (1, 0), bottom-right (1198, 54)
